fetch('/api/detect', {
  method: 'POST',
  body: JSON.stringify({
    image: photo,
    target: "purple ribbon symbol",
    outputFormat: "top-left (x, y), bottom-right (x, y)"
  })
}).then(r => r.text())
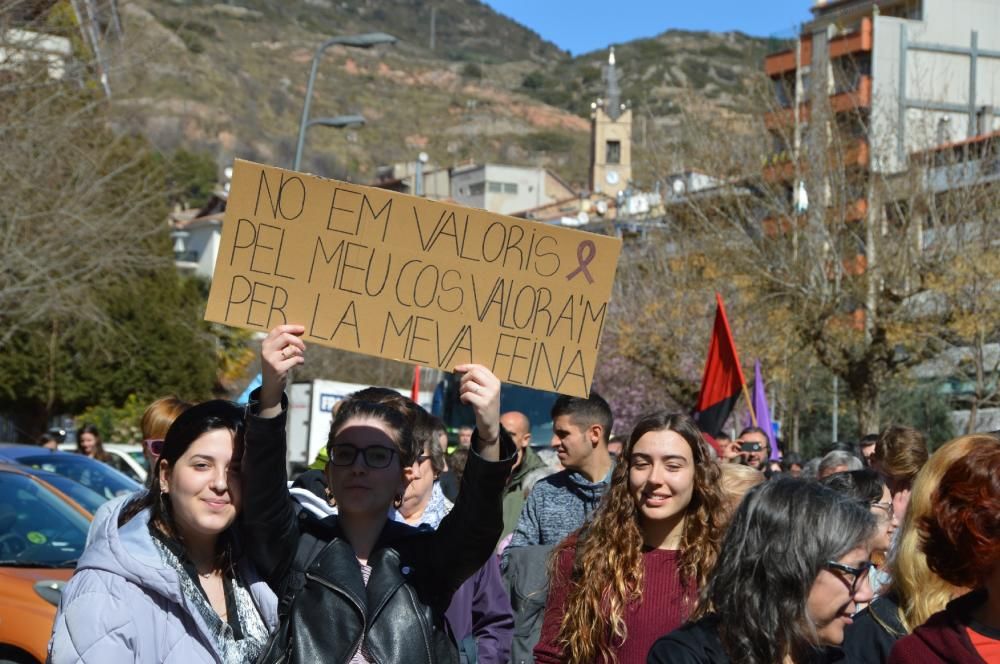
top-left (566, 240), bottom-right (596, 284)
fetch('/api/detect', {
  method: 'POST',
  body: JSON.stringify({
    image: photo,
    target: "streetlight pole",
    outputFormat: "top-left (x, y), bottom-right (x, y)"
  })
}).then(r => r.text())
top-left (293, 32), bottom-right (397, 171)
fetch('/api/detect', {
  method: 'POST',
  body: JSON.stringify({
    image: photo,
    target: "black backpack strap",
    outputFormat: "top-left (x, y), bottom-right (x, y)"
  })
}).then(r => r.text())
top-left (276, 509), bottom-right (337, 618)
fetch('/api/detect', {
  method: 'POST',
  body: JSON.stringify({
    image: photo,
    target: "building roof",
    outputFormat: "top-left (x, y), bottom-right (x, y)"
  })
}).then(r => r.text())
top-left (912, 129), bottom-right (1000, 158)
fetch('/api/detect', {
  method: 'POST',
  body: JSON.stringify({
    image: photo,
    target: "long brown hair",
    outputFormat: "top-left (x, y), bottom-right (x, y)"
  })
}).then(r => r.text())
top-left (76, 423), bottom-right (109, 462)
top-left (553, 411), bottom-right (726, 663)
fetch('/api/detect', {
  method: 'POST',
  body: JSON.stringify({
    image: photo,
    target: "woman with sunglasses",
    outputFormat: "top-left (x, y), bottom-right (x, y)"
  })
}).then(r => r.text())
top-left (50, 400), bottom-right (278, 663)
top-left (141, 395), bottom-right (192, 465)
top-left (648, 478), bottom-right (876, 664)
top-left (244, 325), bottom-right (516, 664)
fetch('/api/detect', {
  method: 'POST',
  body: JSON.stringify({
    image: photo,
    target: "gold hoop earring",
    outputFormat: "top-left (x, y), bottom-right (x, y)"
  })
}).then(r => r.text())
top-left (393, 493), bottom-right (403, 508)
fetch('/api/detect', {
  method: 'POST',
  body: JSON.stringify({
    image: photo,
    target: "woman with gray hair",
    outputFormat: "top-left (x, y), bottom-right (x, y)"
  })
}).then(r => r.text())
top-left (648, 478), bottom-right (877, 664)
top-left (817, 450), bottom-right (865, 479)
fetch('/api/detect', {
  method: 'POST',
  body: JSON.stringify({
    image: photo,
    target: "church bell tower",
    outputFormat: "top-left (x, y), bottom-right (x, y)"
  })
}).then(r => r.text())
top-left (590, 47), bottom-right (632, 196)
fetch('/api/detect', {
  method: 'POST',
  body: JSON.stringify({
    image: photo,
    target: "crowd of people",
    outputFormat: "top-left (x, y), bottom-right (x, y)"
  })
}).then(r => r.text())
top-left (44, 324), bottom-right (999, 664)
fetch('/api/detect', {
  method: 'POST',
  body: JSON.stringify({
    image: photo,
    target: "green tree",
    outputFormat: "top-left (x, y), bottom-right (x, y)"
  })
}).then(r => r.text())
top-left (0, 267), bottom-right (218, 441)
top-left (163, 149), bottom-right (219, 210)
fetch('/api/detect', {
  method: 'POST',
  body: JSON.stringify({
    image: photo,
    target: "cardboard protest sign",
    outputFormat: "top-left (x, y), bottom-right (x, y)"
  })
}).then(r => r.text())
top-left (205, 160), bottom-right (622, 398)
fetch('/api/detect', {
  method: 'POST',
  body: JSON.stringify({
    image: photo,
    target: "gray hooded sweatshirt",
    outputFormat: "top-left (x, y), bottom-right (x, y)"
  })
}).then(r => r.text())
top-left (48, 497), bottom-right (278, 663)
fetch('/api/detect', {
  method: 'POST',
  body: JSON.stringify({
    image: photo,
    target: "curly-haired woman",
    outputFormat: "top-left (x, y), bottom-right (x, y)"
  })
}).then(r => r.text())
top-left (533, 411), bottom-right (726, 664)
top-left (888, 435), bottom-right (1000, 664)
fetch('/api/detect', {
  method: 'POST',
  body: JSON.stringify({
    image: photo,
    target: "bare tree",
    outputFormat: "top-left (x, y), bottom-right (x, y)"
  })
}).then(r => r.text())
top-left (616, 59), bottom-right (1000, 438)
top-left (0, 10), bottom-right (169, 349)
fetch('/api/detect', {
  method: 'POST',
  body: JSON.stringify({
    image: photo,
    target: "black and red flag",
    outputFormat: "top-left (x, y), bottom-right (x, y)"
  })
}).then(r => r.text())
top-left (693, 293), bottom-right (748, 437)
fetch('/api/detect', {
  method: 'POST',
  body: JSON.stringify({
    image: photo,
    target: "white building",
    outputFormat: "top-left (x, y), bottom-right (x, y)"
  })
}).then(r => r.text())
top-left (766, 0), bottom-right (1000, 174)
top-left (0, 28), bottom-right (72, 79)
top-left (170, 193), bottom-right (226, 281)
top-left (450, 163), bottom-right (575, 216)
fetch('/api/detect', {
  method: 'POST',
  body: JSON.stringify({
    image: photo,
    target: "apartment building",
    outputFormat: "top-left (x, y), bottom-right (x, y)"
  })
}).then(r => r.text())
top-left (765, 0), bottom-right (1000, 175)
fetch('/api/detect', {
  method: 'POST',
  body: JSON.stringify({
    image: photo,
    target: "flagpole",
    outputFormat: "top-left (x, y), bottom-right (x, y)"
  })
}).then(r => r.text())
top-left (742, 381), bottom-right (758, 427)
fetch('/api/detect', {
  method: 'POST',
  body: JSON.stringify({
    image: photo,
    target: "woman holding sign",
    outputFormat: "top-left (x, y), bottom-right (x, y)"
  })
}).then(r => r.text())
top-left (244, 324), bottom-right (516, 664)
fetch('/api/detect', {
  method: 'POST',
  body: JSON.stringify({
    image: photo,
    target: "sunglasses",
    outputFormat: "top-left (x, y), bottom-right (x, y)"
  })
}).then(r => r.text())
top-left (825, 560), bottom-right (874, 595)
top-left (144, 439), bottom-right (164, 457)
top-left (329, 444), bottom-right (398, 469)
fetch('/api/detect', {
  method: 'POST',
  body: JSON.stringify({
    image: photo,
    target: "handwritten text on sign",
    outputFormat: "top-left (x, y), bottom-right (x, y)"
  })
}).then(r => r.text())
top-left (205, 160), bottom-right (622, 398)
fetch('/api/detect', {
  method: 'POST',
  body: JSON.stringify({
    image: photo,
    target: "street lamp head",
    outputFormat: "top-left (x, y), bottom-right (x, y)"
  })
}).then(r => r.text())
top-left (308, 114), bottom-right (366, 129)
top-left (294, 32), bottom-right (396, 172)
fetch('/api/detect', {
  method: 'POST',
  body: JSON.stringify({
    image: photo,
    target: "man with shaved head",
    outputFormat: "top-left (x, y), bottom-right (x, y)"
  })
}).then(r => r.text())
top-left (500, 411), bottom-right (546, 540)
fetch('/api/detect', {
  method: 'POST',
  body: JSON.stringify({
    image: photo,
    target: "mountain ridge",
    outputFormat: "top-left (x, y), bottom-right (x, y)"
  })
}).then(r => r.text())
top-left (106, 0), bottom-right (779, 189)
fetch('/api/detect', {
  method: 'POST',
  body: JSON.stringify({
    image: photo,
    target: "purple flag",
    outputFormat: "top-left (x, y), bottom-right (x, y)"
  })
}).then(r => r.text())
top-left (746, 360), bottom-right (779, 461)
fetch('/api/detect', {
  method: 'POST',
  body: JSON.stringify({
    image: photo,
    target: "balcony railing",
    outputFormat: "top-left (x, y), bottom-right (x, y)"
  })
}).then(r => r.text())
top-left (765, 17), bottom-right (873, 77)
top-left (765, 75), bottom-right (872, 129)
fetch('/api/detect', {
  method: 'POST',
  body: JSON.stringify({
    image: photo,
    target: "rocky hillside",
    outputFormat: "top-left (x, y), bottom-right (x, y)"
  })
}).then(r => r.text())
top-left (107, 0), bottom-right (780, 189)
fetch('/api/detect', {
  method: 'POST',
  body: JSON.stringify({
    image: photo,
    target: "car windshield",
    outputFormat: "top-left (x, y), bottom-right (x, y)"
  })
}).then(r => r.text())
top-left (32, 473), bottom-right (105, 514)
top-left (103, 451), bottom-right (144, 483)
top-left (0, 471), bottom-right (90, 567)
top-left (14, 454), bottom-right (140, 501)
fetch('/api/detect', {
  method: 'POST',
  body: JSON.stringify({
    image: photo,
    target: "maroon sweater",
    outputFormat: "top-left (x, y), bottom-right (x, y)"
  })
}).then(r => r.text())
top-left (889, 590), bottom-right (996, 664)
top-left (534, 540), bottom-right (695, 664)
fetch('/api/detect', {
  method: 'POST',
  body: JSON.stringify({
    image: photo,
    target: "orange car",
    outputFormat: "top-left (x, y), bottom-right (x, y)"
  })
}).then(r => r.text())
top-left (0, 462), bottom-right (92, 663)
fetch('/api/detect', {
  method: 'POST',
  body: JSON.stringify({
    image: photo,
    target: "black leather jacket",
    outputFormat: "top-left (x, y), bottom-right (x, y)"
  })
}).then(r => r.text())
top-left (242, 398), bottom-right (516, 664)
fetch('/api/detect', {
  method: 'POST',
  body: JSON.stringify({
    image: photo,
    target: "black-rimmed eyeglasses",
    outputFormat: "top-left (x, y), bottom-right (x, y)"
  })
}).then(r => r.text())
top-left (329, 444), bottom-right (398, 469)
top-left (825, 560), bottom-right (874, 594)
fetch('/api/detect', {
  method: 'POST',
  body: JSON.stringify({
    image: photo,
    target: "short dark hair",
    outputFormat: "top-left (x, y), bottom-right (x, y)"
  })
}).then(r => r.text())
top-left (550, 390), bottom-right (613, 443)
top-left (413, 412), bottom-right (447, 477)
top-left (447, 448), bottom-right (470, 486)
top-left (780, 452), bottom-right (803, 471)
top-left (859, 433), bottom-right (879, 448)
top-left (821, 468), bottom-right (885, 505)
top-left (344, 387), bottom-right (423, 462)
top-left (328, 398), bottom-right (415, 467)
top-left (737, 426), bottom-right (770, 444)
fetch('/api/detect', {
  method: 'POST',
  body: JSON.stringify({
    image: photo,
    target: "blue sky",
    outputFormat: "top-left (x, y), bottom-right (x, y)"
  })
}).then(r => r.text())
top-left (483, 0), bottom-right (815, 55)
